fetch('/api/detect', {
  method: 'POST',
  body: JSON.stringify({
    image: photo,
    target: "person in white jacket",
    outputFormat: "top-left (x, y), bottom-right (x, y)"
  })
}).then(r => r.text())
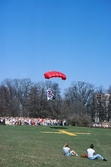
top-left (87, 144), bottom-right (107, 161)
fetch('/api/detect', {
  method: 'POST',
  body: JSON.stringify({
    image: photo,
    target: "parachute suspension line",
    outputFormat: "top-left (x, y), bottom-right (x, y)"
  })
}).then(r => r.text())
top-left (44, 70), bottom-right (66, 101)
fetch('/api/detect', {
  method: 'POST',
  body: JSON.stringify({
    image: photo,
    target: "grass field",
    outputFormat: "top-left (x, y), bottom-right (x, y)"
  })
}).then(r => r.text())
top-left (0, 125), bottom-right (111, 167)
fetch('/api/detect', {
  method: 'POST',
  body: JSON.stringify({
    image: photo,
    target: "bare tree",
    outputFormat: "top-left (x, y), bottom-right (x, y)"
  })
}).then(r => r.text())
top-left (2, 79), bottom-right (19, 116)
top-left (64, 81), bottom-right (95, 117)
top-left (94, 87), bottom-right (109, 122)
top-left (107, 86), bottom-right (111, 121)
top-left (2, 78), bottom-right (32, 117)
top-left (0, 85), bottom-right (10, 116)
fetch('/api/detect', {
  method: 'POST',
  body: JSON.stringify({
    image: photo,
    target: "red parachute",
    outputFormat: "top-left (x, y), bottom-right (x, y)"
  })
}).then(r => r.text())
top-left (44, 71), bottom-right (66, 80)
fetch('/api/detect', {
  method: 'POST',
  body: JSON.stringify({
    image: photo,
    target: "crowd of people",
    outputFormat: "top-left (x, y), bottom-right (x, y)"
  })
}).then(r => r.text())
top-left (0, 117), bottom-right (66, 126)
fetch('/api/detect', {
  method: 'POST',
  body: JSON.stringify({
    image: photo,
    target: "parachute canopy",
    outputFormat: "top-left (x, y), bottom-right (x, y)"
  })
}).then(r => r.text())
top-left (44, 71), bottom-right (66, 80)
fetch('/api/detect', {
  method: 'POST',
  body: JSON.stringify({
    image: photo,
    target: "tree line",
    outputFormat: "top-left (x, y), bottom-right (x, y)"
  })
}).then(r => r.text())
top-left (0, 78), bottom-right (111, 126)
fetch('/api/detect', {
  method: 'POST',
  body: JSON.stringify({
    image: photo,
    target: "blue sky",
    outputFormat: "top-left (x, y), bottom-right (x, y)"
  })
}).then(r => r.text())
top-left (0, 0), bottom-right (111, 92)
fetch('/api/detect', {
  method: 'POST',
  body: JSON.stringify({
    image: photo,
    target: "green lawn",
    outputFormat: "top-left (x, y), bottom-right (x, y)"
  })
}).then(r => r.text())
top-left (0, 125), bottom-right (111, 167)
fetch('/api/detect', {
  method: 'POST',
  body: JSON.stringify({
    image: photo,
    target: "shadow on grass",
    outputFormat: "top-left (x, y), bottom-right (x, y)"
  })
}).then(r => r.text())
top-left (50, 126), bottom-right (68, 129)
